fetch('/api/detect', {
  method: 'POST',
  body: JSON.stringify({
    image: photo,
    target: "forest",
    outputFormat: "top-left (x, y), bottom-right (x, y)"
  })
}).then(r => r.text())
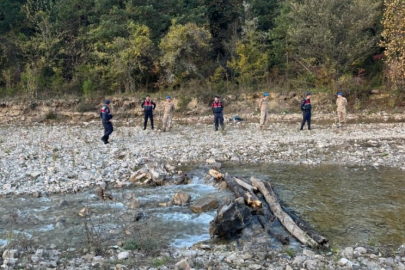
top-left (0, 0), bottom-right (404, 100)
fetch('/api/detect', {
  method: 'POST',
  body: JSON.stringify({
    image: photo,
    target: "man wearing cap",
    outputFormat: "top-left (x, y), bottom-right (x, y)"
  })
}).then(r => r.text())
top-left (212, 96), bottom-right (225, 131)
top-left (141, 95), bottom-right (156, 130)
top-left (336, 92), bottom-right (348, 128)
top-left (258, 92), bottom-right (270, 129)
top-left (100, 99), bottom-right (113, 144)
top-left (300, 92), bottom-right (312, 130)
top-left (162, 96), bottom-right (175, 132)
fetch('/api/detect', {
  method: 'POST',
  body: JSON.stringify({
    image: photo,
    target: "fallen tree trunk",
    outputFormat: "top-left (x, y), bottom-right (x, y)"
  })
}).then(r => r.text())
top-left (251, 177), bottom-right (318, 247)
top-left (224, 174), bottom-right (262, 208)
top-left (256, 214), bottom-right (290, 245)
top-left (281, 204), bottom-right (328, 246)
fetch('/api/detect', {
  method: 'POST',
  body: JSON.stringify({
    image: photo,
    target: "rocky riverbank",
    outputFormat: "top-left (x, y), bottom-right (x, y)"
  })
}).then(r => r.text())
top-left (3, 239), bottom-right (405, 269)
top-left (1, 120), bottom-right (405, 195)
top-left (1, 120), bottom-right (405, 269)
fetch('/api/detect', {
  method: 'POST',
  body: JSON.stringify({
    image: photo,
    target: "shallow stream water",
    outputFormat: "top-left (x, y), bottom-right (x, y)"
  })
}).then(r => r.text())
top-left (225, 164), bottom-right (405, 248)
top-left (1, 164), bottom-right (404, 251)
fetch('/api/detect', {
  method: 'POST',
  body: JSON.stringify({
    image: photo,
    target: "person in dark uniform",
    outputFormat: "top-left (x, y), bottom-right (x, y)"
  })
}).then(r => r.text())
top-left (100, 99), bottom-right (113, 144)
top-left (300, 92), bottom-right (312, 130)
top-left (212, 95), bottom-right (224, 131)
top-left (141, 95), bottom-right (156, 130)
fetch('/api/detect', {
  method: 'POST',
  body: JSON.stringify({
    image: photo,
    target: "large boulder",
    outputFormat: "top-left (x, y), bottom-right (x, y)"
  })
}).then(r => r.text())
top-left (209, 198), bottom-right (252, 238)
top-left (189, 196), bottom-right (219, 213)
top-left (172, 192), bottom-right (191, 206)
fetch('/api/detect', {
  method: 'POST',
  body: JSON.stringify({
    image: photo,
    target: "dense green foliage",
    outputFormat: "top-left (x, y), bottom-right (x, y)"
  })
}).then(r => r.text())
top-left (0, 0), bottom-right (395, 98)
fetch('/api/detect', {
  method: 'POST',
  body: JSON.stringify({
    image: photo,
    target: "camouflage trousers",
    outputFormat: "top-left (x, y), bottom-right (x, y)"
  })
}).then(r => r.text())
top-left (162, 113), bottom-right (173, 131)
top-left (337, 110), bottom-right (346, 124)
top-left (260, 110), bottom-right (269, 128)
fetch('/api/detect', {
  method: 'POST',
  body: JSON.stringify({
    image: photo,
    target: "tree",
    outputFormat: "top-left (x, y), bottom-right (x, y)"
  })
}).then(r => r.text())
top-left (0, 0), bottom-right (25, 33)
top-left (228, 2), bottom-right (269, 86)
top-left (285, 0), bottom-right (382, 89)
top-left (250, 0), bottom-right (277, 32)
top-left (205, 0), bottom-right (242, 64)
top-left (108, 23), bottom-right (156, 92)
top-left (381, 0), bottom-right (405, 91)
top-left (159, 22), bottom-right (211, 85)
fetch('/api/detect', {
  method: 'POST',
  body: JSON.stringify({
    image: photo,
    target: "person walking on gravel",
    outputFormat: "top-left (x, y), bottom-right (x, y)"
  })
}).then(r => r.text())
top-left (100, 99), bottom-right (113, 144)
top-left (141, 95), bottom-right (156, 130)
top-left (300, 92), bottom-right (312, 130)
top-left (212, 95), bottom-right (225, 131)
top-left (162, 96), bottom-right (174, 132)
top-left (258, 92), bottom-right (270, 129)
top-left (336, 92), bottom-right (347, 128)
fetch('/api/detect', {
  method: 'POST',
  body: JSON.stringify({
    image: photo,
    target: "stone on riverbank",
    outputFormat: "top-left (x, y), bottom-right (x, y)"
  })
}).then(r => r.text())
top-left (189, 196), bottom-right (218, 213)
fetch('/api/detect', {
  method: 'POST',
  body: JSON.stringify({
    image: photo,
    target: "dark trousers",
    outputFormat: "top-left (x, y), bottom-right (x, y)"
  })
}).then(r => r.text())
top-left (301, 111), bottom-right (311, 130)
top-left (144, 111), bottom-right (154, 129)
top-left (214, 113), bottom-right (224, 130)
top-left (102, 121), bottom-right (113, 140)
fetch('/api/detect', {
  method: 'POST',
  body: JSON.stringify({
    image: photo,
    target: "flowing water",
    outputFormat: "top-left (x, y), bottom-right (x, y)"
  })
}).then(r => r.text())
top-left (1, 164), bottom-right (405, 251)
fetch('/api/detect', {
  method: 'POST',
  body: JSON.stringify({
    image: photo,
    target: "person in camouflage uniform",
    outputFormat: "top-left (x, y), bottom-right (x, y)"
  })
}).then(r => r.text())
top-left (336, 92), bottom-right (347, 128)
top-left (162, 96), bottom-right (174, 132)
top-left (258, 92), bottom-right (270, 129)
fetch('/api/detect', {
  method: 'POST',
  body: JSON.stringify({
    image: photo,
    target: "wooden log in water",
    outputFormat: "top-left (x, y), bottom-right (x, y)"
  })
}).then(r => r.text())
top-left (233, 177), bottom-right (257, 193)
top-left (224, 174), bottom-right (262, 208)
top-left (280, 202), bottom-right (329, 246)
top-left (209, 169), bottom-right (224, 180)
top-left (251, 177), bottom-right (319, 247)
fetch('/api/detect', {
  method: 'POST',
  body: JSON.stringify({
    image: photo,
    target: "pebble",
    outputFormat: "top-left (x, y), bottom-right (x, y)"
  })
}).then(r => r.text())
top-left (117, 251), bottom-right (129, 260)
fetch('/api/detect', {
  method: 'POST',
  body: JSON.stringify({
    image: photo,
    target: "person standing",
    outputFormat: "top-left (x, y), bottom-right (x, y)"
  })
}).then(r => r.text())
top-left (336, 92), bottom-right (347, 128)
top-left (162, 96), bottom-right (175, 132)
top-left (100, 99), bottom-right (113, 144)
top-left (300, 92), bottom-right (312, 130)
top-left (258, 92), bottom-right (270, 129)
top-left (141, 95), bottom-right (156, 130)
top-left (212, 95), bottom-right (224, 131)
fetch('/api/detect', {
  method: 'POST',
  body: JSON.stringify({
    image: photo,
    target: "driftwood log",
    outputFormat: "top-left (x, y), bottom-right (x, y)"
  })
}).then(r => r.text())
top-left (251, 177), bottom-right (318, 247)
top-left (209, 169), bottom-right (224, 180)
top-left (233, 177), bottom-right (257, 193)
top-left (224, 174), bottom-right (262, 208)
top-left (280, 201), bottom-right (328, 246)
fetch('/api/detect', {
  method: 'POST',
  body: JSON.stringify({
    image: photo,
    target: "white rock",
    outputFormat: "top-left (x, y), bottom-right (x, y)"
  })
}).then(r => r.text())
top-left (248, 264), bottom-right (262, 270)
top-left (354, 247), bottom-right (367, 254)
top-left (31, 255), bottom-right (40, 263)
top-left (303, 249), bottom-right (315, 257)
top-left (117, 251), bottom-right (129, 260)
top-left (338, 258), bottom-right (348, 266)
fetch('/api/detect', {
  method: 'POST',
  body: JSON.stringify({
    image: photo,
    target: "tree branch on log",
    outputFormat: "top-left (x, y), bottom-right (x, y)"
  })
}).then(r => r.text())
top-left (250, 177), bottom-right (319, 247)
top-left (224, 174), bottom-right (262, 208)
top-left (233, 177), bottom-right (257, 193)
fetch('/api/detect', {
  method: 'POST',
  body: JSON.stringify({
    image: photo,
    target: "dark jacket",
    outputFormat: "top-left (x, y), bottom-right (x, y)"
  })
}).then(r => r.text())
top-left (301, 98), bottom-right (312, 112)
top-left (212, 101), bottom-right (223, 114)
top-left (100, 105), bottom-right (112, 122)
top-left (141, 100), bottom-right (156, 112)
